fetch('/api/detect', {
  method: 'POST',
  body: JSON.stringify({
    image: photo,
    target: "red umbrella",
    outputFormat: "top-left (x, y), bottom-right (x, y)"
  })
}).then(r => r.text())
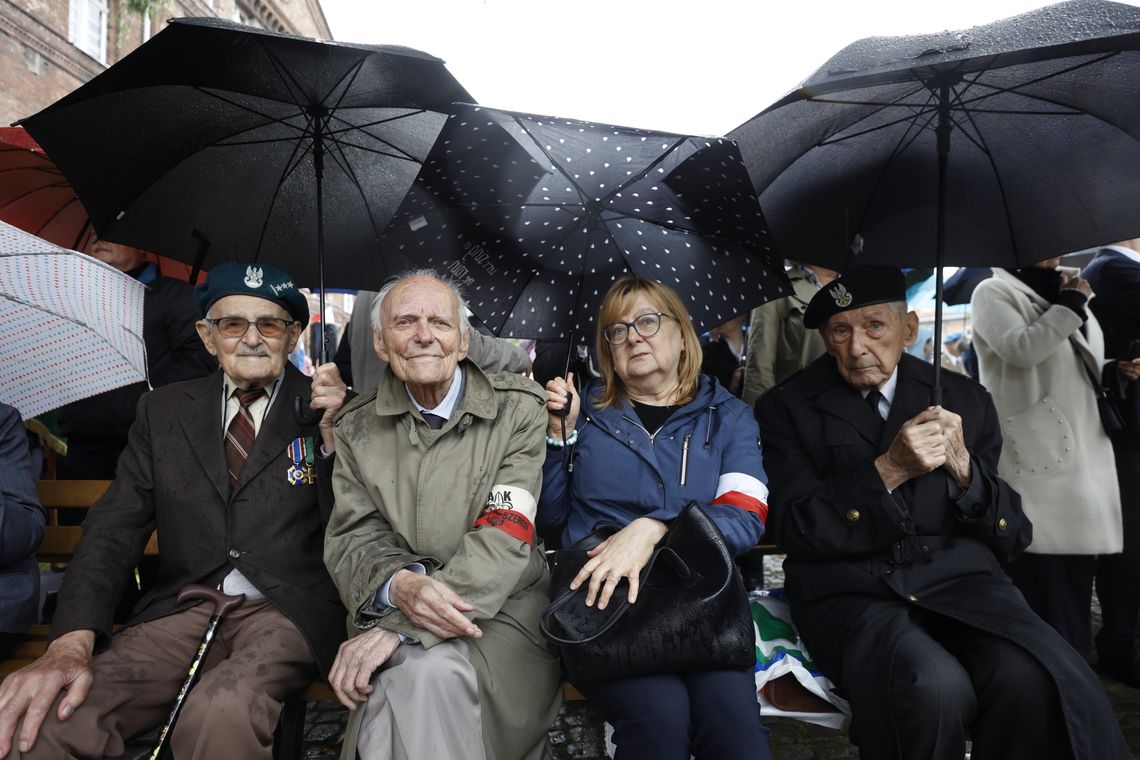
top-left (0, 126), bottom-right (90, 250)
top-left (0, 127), bottom-right (203, 283)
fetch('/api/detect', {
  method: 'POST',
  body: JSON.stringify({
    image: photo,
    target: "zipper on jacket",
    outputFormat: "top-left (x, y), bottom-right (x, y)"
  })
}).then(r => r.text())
top-left (704, 406), bottom-right (717, 449)
top-left (679, 434), bottom-right (691, 486)
top-left (621, 415), bottom-right (660, 445)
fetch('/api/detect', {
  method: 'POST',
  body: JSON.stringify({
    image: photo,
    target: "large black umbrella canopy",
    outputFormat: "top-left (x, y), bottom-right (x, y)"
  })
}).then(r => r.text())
top-left (383, 104), bottom-right (791, 345)
top-left (19, 16), bottom-right (472, 296)
top-left (729, 0), bottom-right (1140, 399)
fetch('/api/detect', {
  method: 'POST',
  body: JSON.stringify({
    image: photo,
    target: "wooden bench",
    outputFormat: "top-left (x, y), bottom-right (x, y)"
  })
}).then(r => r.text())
top-left (3, 480), bottom-right (786, 757)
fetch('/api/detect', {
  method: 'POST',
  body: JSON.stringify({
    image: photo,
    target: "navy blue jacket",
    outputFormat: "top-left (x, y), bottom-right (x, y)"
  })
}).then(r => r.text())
top-left (0, 403), bottom-right (46, 634)
top-left (539, 374), bottom-right (767, 556)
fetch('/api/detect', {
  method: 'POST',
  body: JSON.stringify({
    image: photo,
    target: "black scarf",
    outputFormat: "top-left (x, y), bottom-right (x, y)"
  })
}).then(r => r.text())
top-left (1008, 265), bottom-right (1062, 303)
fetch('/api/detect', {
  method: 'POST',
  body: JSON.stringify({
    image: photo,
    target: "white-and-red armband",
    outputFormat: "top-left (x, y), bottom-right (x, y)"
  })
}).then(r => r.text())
top-left (474, 484), bottom-right (538, 544)
top-left (710, 472), bottom-right (769, 523)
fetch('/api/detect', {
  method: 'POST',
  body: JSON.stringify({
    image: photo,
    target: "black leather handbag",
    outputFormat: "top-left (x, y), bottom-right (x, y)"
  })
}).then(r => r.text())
top-left (540, 502), bottom-right (755, 686)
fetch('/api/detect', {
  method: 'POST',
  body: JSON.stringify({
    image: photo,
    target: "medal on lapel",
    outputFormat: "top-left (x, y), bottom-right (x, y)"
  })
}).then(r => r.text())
top-left (287, 436), bottom-right (316, 485)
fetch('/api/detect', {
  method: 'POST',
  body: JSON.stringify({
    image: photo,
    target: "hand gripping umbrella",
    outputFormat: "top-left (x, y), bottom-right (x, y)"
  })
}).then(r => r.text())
top-left (729, 0), bottom-right (1140, 402)
top-left (19, 17), bottom-right (472, 420)
top-left (148, 585), bottom-right (244, 760)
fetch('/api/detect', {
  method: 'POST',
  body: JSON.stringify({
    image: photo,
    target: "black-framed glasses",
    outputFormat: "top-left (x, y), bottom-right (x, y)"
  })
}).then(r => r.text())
top-left (602, 312), bottom-right (673, 345)
top-left (206, 316), bottom-right (295, 339)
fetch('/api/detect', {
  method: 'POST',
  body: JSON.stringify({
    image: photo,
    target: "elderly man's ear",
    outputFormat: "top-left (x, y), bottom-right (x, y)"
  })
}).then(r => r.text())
top-left (904, 312), bottom-right (919, 347)
top-left (372, 329), bottom-right (390, 363)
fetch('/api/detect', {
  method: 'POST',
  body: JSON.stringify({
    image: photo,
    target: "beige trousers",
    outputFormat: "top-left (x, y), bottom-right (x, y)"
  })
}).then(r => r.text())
top-left (8, 598), bottom-right (315, 760)
top-left (356, 638), bottom-right (487, 760)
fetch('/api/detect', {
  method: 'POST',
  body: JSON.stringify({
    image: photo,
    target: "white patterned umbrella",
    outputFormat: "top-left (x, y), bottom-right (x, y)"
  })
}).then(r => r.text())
top-left (0, 221), bottom-right (147, 418)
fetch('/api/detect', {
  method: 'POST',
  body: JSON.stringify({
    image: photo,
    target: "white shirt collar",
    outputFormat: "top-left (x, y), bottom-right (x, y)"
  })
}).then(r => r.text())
top-left (1103, 245), bottom-right (1140, 266)
top-left (861, 365), bottom-right (899, 417)
top-left (406, 365), bottom-right (464, 419)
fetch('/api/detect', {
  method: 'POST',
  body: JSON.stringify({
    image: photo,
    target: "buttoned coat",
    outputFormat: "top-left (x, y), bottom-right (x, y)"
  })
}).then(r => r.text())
top-left (49, 365), bottom-right (346, 676)
top-left (757, 353), bottom-right (1129, 759)
top-left (0, 403), bottom-right (45, 635)
top-left (971, 268), bottom-right (1122, 554)
top-left (325, 362), bottom-right (561, 760)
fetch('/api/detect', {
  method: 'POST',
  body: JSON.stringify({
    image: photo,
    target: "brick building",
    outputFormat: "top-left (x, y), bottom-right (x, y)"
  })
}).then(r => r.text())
top-left (0, 0), bottom-right (331, 126)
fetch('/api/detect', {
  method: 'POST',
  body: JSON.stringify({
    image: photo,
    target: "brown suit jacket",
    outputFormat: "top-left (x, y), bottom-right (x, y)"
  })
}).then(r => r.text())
top-left (51, 365), bottom-right (345, 675)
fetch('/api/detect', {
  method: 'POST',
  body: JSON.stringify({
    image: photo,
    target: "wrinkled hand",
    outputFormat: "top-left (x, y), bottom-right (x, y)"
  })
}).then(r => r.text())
top-left (328, 628), bottom-right (401, 710)
top-left (310, 362), bottom-right (347, 452)
top-left (545, 372), bottom-right (581, 440)
top-left (571, 518), bottom-right (668, 610)
top-left (876, 407), bottom-right (947, 490)
top-left (1059, 271), bottom-right (1094, 299)
top-left (933, 406), bottom-right (972, 487)
top-left (0, 630), bottom-right (95, 756)
top-left (1119, 358), bottom-right (1140, 382)
top-left (389, 571), bottom-right (481, 640)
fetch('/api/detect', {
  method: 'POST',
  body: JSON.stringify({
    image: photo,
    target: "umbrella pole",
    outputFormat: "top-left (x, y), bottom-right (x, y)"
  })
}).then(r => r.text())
top-left (930, 82), bottom-right (952, 407)
top-left (293, 108), bottom-right (329, 426)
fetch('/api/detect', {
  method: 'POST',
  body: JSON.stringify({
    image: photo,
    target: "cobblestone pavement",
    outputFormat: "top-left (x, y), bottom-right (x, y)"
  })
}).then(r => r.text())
top-left (118, 556), bottom-right (1140, 759)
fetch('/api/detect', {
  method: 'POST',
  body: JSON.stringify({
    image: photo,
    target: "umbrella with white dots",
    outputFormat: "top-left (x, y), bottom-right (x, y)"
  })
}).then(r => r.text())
top-left (382, 104), bottom-right (792, 345)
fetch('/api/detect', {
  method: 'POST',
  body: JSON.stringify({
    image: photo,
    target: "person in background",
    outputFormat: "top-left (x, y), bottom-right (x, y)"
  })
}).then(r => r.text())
top-left (971, 258), bottom-right (1121, 660)
top-left (59, 238), bottom-right (215, 478)
top-left (759, 265), bottom-right (1128, 760)
top-left (540, 277), bottom-right (772, 760)
top-left (1083, 238), bottom-right (1140, 686)
top-left (323, 270), bottom-right (560, 760)
top-left (701, 313), bottom-right (748, 396)
top-left (941, 332), bottom-right (967, 375)
top-left (334, 289), bottom-right (530, 393)
top-left (922, 336), bottom-right (935, 362)
top-left (0, 403), bottom-right (45, 660)
top-left (0, 262), bottom-right (347, 760)
top-left (742, 261), bottom-right (835, 408)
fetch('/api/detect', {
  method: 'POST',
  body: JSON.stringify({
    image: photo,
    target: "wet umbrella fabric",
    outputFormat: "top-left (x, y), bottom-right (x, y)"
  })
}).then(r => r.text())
top-left (0, 221), bottom-right (147, 419)
top-left (729, 0), bottom-right (1140, 398)
top-left (0, 127), bottom-right (89, 250)
top-left (383, 104), bottom-right (791, 344)
top-left (19, 16), bottom-right (472, 300)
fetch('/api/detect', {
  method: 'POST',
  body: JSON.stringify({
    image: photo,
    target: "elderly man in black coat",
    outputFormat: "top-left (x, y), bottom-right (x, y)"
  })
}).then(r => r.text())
top-left (756, 266), bottom-right (1128, 760)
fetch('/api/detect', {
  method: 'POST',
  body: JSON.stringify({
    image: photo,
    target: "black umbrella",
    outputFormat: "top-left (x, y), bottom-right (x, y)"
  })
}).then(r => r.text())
top-left (943, 266), bottom-right (994, 305)
top-left (382, 103), bottom-right (792, 346)
top-left (19, 17), bottom-right (472, 367)
top-left (729, 0), bottom-right (1140, 401)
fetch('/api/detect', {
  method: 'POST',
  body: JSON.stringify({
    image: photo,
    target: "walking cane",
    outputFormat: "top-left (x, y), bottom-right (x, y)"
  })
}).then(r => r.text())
top-left (148, 585), bottom-right (245, 760)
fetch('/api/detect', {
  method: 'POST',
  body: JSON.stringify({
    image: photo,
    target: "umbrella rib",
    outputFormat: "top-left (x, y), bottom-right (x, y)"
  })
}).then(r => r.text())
top-left (194, 88), bottom-right (310, 138)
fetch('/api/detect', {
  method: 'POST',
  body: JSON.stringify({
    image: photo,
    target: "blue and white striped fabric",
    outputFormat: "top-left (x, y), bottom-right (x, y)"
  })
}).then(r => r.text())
top-left (0, 221), bottom-right (147, 418)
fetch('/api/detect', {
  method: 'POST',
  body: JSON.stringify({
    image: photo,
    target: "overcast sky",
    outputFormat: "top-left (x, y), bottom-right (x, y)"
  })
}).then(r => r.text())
top-left (319, 0), bottom-right (1138, 136)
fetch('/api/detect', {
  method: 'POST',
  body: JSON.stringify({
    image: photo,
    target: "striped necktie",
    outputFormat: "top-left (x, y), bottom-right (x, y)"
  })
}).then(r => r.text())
top-left (225, 387), bottom-right (266, 489)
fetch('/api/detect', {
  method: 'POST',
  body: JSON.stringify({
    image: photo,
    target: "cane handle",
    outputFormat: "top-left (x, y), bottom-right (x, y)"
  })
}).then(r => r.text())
top-left (177, 584), bottom-right (245, 618)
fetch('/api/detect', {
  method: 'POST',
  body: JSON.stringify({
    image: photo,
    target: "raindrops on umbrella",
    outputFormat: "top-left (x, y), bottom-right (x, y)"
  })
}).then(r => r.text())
top-left (383, 104), bottom-right (790, 343)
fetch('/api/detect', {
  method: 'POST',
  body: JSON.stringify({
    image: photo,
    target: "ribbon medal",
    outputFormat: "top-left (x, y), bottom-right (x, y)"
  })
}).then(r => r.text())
top-left (287, 436), bottom-right (316, 485)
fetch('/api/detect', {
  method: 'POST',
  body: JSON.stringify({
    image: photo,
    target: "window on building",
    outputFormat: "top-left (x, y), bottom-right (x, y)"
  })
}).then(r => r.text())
top-left (233, 3), bottom-right (263, 28)
top-left (68, 0), bottom-right (107, 63)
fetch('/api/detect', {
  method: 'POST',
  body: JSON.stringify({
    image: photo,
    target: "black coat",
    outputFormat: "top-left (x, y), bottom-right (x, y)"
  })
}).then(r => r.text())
top-left (1084, 247), bottom-right (1140, 433)
top-left (757, 353), bottom-right (1128, 759)
top-left (51, 366), bottom-right (345, 676)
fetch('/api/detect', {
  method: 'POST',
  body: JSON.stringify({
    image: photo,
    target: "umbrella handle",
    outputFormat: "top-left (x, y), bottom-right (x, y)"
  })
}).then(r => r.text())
top-left (293, 395), bottom-right (325, 427)
top-left (177, 584), bottom-right (245, 617)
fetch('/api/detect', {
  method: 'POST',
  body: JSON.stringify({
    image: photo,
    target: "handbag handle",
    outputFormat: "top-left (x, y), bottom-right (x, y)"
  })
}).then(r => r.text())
top-left (539, 546), bottom-right (688, 646)
top-left (1068, 336), bottom-right (1109, 400)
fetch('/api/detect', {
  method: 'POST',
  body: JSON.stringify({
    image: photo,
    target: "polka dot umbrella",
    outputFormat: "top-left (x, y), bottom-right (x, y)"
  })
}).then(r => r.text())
top-left (381, 104), bottom-right (792, 345)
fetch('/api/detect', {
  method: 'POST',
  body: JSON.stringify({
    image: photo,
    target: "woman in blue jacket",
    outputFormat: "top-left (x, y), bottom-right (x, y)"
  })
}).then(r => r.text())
top-left (539, 277), bottom-right (772, 760)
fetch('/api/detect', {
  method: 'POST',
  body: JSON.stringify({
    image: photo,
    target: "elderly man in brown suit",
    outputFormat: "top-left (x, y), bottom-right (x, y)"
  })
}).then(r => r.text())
top-left (0, 262), bottom-right (347, 760)
top-left (325, 269), bottom-right (561, 760)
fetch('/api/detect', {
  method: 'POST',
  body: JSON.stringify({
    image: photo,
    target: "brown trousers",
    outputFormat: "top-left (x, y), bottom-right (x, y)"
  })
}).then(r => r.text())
top-left (9, 599), bottom-right (315, 760)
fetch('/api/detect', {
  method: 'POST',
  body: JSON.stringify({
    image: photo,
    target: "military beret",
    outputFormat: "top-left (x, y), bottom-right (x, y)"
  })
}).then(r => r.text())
top-left (803, 266), bottom-right (907, 329)
top-left (194, 262), bottom-right (310, 328)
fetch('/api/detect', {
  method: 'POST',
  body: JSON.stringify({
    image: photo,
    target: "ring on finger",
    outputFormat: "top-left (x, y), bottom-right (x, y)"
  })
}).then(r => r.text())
top-left (606, 571), bottom-right (621, 581)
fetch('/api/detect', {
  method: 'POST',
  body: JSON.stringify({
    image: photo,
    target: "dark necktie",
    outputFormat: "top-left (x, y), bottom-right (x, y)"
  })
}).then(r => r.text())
top-left (225, 387), bottom-right (265, 489)
top-left (422, 412), bottom-right (447, 430)
top-left (865, 390), bottom-right (885, 420)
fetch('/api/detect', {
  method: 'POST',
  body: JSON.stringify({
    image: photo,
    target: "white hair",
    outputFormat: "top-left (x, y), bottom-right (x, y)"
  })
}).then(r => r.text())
top-left (370, 268), bottom-right (471, 337)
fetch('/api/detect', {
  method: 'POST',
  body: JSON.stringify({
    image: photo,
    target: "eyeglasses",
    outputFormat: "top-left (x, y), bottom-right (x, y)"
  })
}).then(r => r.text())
top-left (602, 312), bottom-right (673, 345)
top-left (206, 317), bottom-right (295, 339)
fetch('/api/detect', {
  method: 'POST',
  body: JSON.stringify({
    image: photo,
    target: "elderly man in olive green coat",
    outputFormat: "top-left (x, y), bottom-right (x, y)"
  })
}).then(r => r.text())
top-left (324, 269), bottom-right (561, 760)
